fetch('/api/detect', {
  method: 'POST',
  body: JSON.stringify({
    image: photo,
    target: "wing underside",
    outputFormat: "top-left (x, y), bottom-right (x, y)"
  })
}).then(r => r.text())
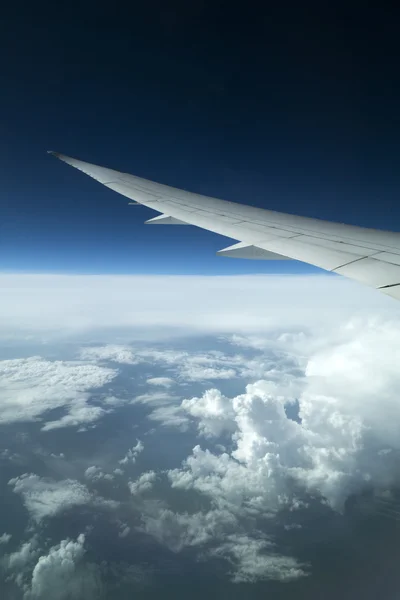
top-left (48, 151), bottom-right (400, 301)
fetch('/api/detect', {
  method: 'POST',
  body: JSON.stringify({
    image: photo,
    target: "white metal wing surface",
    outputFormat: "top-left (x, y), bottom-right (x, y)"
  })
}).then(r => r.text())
top-left (49, 152), bottom-right (400, 301)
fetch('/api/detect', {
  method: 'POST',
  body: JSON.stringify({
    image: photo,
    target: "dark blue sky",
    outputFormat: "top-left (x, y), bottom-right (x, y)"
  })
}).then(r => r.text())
top-left (2, 3), bottom-right (400, 274)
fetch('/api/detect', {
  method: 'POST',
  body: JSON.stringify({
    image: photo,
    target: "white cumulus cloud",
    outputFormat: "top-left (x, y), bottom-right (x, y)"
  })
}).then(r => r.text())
top-left (84, 466), bottom-right (114, 482)
top-left (167, 318), bottom-right (400, 517)
top-left (181, 388), bottom-right (237, 438)
top-left (2, 539), bottom-right (39, 571)
top-left (27, 534), bottom-right (101, 600)
top-left (119, 440), bottom-right (144, 466)
top-left (129, 471), bottom-right (156, 495)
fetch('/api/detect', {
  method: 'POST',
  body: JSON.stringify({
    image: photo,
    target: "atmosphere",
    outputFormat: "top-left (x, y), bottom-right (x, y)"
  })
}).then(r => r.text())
top-left (2, 3), bottom-right (400, 274)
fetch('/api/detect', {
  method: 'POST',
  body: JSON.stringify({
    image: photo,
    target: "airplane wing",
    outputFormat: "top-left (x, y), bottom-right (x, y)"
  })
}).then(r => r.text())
top-left (48, 151), bottom-right (400, 301)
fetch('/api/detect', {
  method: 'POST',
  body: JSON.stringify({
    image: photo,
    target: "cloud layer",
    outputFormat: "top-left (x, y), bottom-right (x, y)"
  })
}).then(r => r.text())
top-left (0, 273), bottom-right (396, 340)
top-left (2, 273), bottom-right (400, 595)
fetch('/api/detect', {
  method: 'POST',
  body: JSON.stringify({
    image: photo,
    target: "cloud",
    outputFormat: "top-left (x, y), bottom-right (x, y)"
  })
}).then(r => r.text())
top-left (42, 404), bottom-right (108, 432)
top-left (146, 377), bottom-right (174, 388)
top-left (0, 533), bottom-right (11, 545)
top-left (167, 317), bottom-right (400, 520)
top-left (85, 344), bottom-right (241, 382)
top-left (82, 342), bottom-right (303, 387)
top-left (9, 475), bottom-right (91, 522)
top-left (2, 538), bottom-right (39, 571)
top-left (181, 388), bottom-right (237, 438)
top-left (208, 534), bottom-right (307, 583)
top-left (180, 364), bottom-right (236, 382)
top-left (132, 389), bottom-right (190, 429)
top-left (79, 345), bottom-right (139, 364)
top-left (133, 391), bottom-right (180, 406)
top-left (8, 474), bottom-right (116, 523)
top-left (168, 443), bottom-right (279, 516)
top-left (118, 440), bottom-right (144, 466)
top-left (0, 273), bottom-right (396, 341)
top-left (140, 504), bottom-right (307, 582)
top-left (128, 471), bottom-right (156, 495)
top-left (27, 534), bottom-right (101, 600)
top-left (133, 348), bottom-right (251, 382)
top-left (84, 466), bottom-right (114, 482)
top-left (2, 273), bottom-right (400, 587)
top-left (101, 395), bottom-right (127, 407)
top-left (140, 507), bottom-right (238, 553)
top-left (142, 376), bottom-right (299, 438)
top-left (146, 404), bottom-right (190, 429)
top-left (2, 535), bottom-right (117, 599)
top-left (118, 524), bottom-right (130, 538)
top-left (0, 356), bottom-right (116, 429)
top-left (137, 316), bottom-right (400, 580)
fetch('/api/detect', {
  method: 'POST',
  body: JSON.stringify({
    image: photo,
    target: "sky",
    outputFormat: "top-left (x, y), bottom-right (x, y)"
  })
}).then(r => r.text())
top-left (2, 3), bottom-right (400, 273)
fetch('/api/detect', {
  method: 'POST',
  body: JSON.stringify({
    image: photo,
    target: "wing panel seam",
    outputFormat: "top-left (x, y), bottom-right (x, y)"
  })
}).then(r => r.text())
top-left (139, 190), bottom-right (400, 252)
top-left (331, 255), bottom-right (380, 272)
top-left (378, 282), bottom-right (400, 290)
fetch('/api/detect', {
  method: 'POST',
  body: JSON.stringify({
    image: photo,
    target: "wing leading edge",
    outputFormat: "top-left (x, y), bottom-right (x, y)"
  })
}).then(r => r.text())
top-left (48, 151), bottom-right (400, 301)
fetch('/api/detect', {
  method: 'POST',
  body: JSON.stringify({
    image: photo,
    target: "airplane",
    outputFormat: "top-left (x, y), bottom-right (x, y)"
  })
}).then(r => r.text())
top-left (48, 151), bottom-right (400, 302)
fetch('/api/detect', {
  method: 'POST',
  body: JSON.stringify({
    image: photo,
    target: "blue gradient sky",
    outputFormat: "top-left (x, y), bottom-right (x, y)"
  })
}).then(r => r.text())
top-left (2, 4), bottom-right (400, 274)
